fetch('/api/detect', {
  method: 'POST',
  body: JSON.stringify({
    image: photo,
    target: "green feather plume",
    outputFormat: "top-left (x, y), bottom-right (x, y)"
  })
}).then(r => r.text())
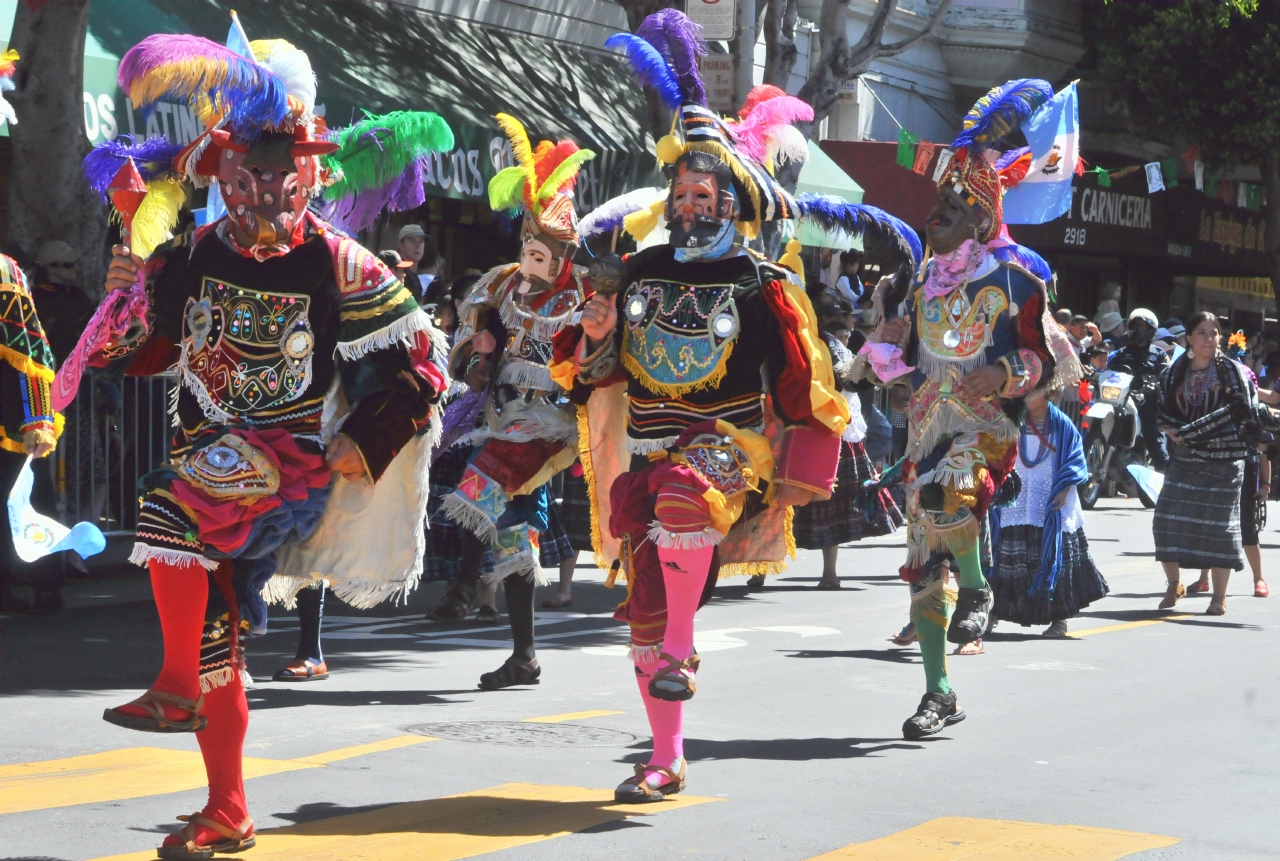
top-left (488, 165), bottom-right (529, 212)
top-left (323, 110), bottom-right (454, 199)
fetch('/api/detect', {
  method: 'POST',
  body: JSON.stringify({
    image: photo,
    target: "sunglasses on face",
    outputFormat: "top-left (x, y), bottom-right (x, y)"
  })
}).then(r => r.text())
top-left (1127, 319), bottom-right (1150, 331)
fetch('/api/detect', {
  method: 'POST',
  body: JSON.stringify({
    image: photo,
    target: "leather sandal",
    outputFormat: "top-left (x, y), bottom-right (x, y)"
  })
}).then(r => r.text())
top-left (1158, 582), bottom-right (1186, 610)
top-left (427, 582), bottom-right (478, 621)
top-left (478, 656), bottom-right (541, 690)
top-left (1206, 599), bottom-right (1227, 616)
top-left (103, 690), bottom-right (207, 733)
top-left (159, 813), bottom-right (255, 859)
top-left (1187, 580), bottom-right (1211, 594)
top-left (272, 658), bottom-right (328, 682)
top-left (1255, 580), bottom-right (1269, 598)
top-left (647, 652), bottom-right (701, 702)
top-left (613, 760), bottom-right (686, 803)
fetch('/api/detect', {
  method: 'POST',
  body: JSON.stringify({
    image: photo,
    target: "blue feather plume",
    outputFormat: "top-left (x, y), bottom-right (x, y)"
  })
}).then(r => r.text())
top-left (635, 10), bottom-right (708, 107)
top-left (951, 79), bottom-right (1053, 150)
top-left (795, 194), bottom-right (923, 267)
top-left (992, 242), bottom-right (1052, 283)
top-left (83, 135), bottom-right (184, 203)
top-left (605, 33), bottom-right (682, 110)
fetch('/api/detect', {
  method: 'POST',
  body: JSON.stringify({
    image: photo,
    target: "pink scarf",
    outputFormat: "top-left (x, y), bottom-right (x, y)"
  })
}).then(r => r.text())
top-left (51, 281), bottom-right (149, 412)
top-left (922, 238), bottom-right (987, 300)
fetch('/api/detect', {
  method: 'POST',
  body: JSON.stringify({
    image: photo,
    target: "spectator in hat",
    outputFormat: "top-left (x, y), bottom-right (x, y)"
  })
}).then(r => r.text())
top-left (1095, 309), bottom-right (1126, 344)
top-left (1163, 319), bottom-right (1187, 350)
top-left (397, 224), bottom-right (444, 304)
top-left (377, 249), bottom-right (414, 286)
top-left (32, 240), bottom-right (95, 365)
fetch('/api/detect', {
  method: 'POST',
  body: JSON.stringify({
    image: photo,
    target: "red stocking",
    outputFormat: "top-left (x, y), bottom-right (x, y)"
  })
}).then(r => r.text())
top-left (114, 558), bottom-right (208, 721)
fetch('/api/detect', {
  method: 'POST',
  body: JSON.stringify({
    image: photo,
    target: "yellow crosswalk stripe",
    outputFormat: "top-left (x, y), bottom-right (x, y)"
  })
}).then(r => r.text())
top-left (0, 736), bottom-right (436, 815)
top-left (522, 710), bottom-right (624, 723)
top-left (1071, 615), bottom-right (1192, 637)
top-left (806, 817), bottom-right (1178, 860)
top-left (88, 782), bottom-right (719, 861)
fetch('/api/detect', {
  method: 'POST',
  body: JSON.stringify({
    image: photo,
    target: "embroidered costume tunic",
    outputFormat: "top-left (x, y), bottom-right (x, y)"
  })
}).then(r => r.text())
top-left (116, 220), bottom-right (442, 664)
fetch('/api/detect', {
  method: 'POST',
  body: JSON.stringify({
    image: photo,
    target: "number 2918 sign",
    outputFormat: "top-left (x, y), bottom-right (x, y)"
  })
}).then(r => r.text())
top-left (686, 0), bottom-right (737, 40)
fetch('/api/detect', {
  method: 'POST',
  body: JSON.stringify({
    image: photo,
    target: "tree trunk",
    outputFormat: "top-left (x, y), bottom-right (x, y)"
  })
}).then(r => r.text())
top-left (762, 0), bottom-right (800, 89)
top-left (6, 0), bottom-right (105, 297)
top-left (1264, 153), bottom-right (1280, 320)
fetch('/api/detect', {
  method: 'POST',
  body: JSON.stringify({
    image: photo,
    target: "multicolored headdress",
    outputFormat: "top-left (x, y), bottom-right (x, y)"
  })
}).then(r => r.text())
top-left (605, 10), bottom-right (798, 238)
top-left (940, 79), bottom-right (1053, 241)
top-left (487, 113), bottom-right (596, 267)
top-left (118, 32), bottom-right (336, 192)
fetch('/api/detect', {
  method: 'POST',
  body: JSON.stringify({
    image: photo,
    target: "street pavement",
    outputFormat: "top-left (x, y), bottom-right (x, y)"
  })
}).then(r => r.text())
top-left (1, 498), bottom-right (1277, 860)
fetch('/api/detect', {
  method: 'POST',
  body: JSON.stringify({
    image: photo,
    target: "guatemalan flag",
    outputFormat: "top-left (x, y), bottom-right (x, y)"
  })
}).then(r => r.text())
top-left (1002, 82), bottom-right (1079, 224)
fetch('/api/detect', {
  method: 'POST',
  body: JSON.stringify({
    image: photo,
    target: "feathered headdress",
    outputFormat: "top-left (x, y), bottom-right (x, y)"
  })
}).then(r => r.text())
top-left (605, 11), bottom-right (797, 238)
top-left (319, 111), bottom-right (455, 233)
top-left (940, 79), bottom-right (1053, 241)
top-left (732, 87), bottom-right (813, 167)
top-left (487, 113), bottom-right (595, 247)
top-left (578, 187), bottom-right (668, 241)
top-left (119, 31), bottom-right (336, 193)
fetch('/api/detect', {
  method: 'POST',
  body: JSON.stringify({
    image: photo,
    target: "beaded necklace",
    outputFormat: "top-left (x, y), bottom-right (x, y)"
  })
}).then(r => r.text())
top-left (1020, 414), bottom-right (1056, 468)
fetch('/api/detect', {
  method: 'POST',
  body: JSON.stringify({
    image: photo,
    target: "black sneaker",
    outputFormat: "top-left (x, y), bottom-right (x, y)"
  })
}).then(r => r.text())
top-left (947, 586), bottom-right (993, 644)
top-left (902, 692), bottom-right (965, 739)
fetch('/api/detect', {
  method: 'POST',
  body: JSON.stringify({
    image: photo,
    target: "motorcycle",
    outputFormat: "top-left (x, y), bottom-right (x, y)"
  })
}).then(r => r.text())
top-left (1079, 369), bottom-right (1157, 509)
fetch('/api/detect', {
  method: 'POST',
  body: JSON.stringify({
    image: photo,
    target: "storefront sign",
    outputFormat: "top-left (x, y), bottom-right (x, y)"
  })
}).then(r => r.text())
top-left (686, 0), bottom-right (737, 40)
top-left (1198, 209), bottom-right (1266, 255)
top-left (698, 54), bottom-right (736, 113)
top-left (1008, 169), bottom-right (1167, 258)
top-left (1078, 187), bottom-right (1152, 230)
top-left (1196, 276), bottom-right (1274, 299)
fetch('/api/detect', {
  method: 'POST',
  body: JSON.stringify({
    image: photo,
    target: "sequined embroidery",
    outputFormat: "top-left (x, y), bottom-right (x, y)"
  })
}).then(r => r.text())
top-left (177, 434), bottom-right (281, 499)
top-left (918, 285), bottom-right (1008, 364)
top-left (680, 432), bottom-right (751, 496)
top-left (622, 279), bottom-right (738, 396)
top-left (181, 277), bottom-right (314, 417)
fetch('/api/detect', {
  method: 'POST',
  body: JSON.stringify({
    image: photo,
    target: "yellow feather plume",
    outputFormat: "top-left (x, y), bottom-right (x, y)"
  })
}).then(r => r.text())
top-left (624, 198), bottom-right (666, 241)
top-left (495, 112), bottom-right (536, 197)
top-left (131, 178), bottom-right (186, 259)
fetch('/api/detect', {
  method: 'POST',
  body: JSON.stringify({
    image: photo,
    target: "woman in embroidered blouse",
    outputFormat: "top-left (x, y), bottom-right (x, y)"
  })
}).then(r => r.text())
top-left (1153, 311), bottom-right (1267, 616)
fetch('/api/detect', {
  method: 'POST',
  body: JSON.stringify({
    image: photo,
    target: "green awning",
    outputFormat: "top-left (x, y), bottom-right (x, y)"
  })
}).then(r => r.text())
top-left (795, 140), bottom-right (865, 248)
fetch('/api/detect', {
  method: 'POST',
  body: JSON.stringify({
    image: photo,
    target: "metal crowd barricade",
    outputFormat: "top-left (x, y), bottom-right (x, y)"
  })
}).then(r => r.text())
top-left (55, 372), bottom-right (177, 535)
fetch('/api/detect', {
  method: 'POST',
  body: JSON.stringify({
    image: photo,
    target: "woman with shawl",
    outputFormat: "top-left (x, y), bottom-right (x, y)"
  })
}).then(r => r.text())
top-left (989, 387), bottom-right (1108, 637)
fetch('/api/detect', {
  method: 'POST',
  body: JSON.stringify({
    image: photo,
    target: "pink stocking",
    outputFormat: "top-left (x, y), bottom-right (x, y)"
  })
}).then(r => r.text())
top-left (634, 660), bottom-right (684, 784)
top-left (655, 545), bottom-right (713, 662)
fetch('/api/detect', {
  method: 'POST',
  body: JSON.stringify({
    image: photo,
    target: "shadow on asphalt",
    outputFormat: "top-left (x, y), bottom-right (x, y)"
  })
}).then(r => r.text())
top-left (1074, 608), bottom-right (1262, 630)
top-left (622, 736), bottom-right (923, 762)
top-left (780, 648), bottom-right (920, 664)
top-left (245, 687), bottom-right (477, 710)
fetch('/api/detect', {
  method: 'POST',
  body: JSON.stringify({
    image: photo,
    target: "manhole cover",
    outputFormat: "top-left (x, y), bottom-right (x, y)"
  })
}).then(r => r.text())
top-left (404, 721), bottom-right (638, 747)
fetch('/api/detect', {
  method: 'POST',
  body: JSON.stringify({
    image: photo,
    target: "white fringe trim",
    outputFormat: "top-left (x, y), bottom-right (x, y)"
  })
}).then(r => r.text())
top-left (177, 341), bottom-right (236, 425)
top-left (129, 542), bottom-right (218, 571)
top-left (907, 409), bottom-right (1017, 464)
top-left (646, 521), bottom-right (725, 550)
top-left (627, 435), bottom-right (679, 455)
top-left (336, 308), bottom-right (436, 362)
top-left (199, 666), bottom-right (235, 693)
top-left (439, 492), bottom-right (500, 544)
top-left (482, 554), bottom-right (549, 588)
top-left (916, 341), bottom-right (990, 381)
top-left (499, 295), bottom-right (576, 343)
top-left (630, 643), bottom-right (663, 664)
top-left (495, 360), bottom-right (556, 393)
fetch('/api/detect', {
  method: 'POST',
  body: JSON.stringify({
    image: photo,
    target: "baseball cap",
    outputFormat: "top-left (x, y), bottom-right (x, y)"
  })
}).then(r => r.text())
top-left (378, 250), bottom-right (413, 269)
top-left (35, 240), bottom-right (82, 265)
top-left (398, 224), bottom-right (426, 240)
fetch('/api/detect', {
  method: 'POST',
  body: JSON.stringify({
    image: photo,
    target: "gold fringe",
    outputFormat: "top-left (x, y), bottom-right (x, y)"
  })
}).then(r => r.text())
top-left (619, 337), bottom-right (733, 399)
top-left (0, 343), bottom-right (54, 382)
top-left (717, 507), bottom-right (795, 578)
top-left (910, 577), bottom-right (958, 630)
top-left (577, 404), bottom-right (610, 572)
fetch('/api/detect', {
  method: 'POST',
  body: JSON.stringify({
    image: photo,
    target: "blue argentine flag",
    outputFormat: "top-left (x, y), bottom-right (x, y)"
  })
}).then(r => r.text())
top-left (1002, 82), bottom-right (1078, 225)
